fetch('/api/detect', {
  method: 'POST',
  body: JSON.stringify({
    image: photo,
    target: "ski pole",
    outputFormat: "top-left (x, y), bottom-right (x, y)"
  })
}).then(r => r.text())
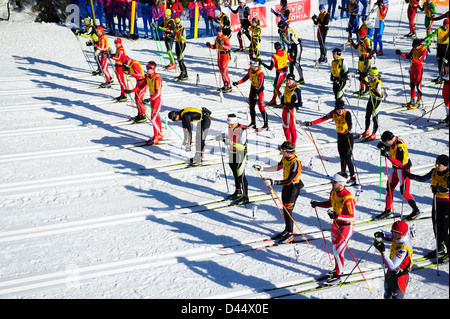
top-left (427, 81), bottom-right (444, 122)
top-left (218, 140), bottom-right (230, 193)
top-left (152, 25), bottom-right (164, 66)
top-left (208, 47), bottom-right (220, 91)
top-left (268, 183), bottom-right (310, 245)
top-left (347, 135), bottom-right (362, 189)
top-left (314, 207), bottom-right (333, 268)
top-left (256, 169), bottom-right (285, 222)
top-left (332, 219), bottom-right (371, 290)
top-left (397, 55), bottom-right (408, 104)
top-left (340, 242), bottom-right (374, 286)
top-left (307, 126), bottom-right (329, 176)
top-left (433, 195), bottom-right (440, 276)
top-left (384, 156), bottom-right (395, 215)
top-left (408, 101), bottom-right (444, 125)
top-left (124, 75), bottom-right (137, 117)
top-left (74, 33), bottom-right (95, 72)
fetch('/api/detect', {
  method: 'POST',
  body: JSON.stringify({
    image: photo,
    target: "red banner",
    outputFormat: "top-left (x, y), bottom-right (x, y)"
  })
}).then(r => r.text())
top-left (230, 6), bottom-right (267, 32)
top-left (274, 0), bottom-right (311, 24)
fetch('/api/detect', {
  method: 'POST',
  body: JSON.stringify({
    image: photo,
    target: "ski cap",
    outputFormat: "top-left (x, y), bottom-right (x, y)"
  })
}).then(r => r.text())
top-left (331, 173), bottom-right (347, 185)
top-left (114, 38), bottom-right (122, 44)
top-left (436, 154), bottom-right (449, 166)
top-left (279, 141), bottom-right (295, 153)
top-left (286, 73), bottom-right (295, 81)
top-left (165, 9), bottom-right (171, 16)
top-left (369, 67), bottom-right (379, 76)
top-left (412, 38), bottom-right (422, 47)
top-left (319, 4), bottom-right (325, 10)
top-left (217, 26), bottom-right (223, 33)
top-left (274, 42), bottom-right (282, 50)
top-left (249, 59), bottom-right (259, 67)
top-left (332, 48), bottom-right (342, 56)
top-left (227, 113), bottom-right (238, 125)
top-left (358, 28), bottom-right (367, 37)
top-left (168, 111), bottom-right (180, 121)
top-left (175, 18), bottom-right (181, 24)
top-left (335, 99), bottom-right (345, 110)
top-left (381, 130), bottom-right (395, 143)
top-left (83, 16), bottom-right (91, 22)
top-left (444, 19), bottom-right (449, 25)
top-left (214, 10), bottom-right (221, 18)
top-left (391, 221), bottom-right (409, 236)
top-left (96, 25), bottom-right (105, 33)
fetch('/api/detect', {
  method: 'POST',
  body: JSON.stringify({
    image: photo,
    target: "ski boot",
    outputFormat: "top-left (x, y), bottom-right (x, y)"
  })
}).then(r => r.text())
top-left (278, 232), bottom-right (294, 244)
top-left (165, 62), bottom-right (176, 70)
top-left (146, 133), bottom-right (164, 145)
top-left (402, 99), bottom-right (415, 108)
top-left (365, 132), bottom-right (377, 141)
top-left (357, 129), bottom-right (370, 139)
top-left (226, 190), bottom-right (242, 200)
top-left (373, 209), bottom-right (392, 220)
top-left (132, 113), bottom-right (147, 124)
top-left (233, 195), bottom-right (249, 205)
top-left (404, 209), bottom-right (421, 221)
top-left (346, 176), bottom-right (357, 186)
top-left (99, 81), bottom-right (111, 88)
top-left (222, 86), bottom-right (232, 93)
top-left (115, 93), bottom-right (127, 102)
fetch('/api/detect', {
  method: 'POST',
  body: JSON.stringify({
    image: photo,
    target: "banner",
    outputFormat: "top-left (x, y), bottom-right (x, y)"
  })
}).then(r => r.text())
top-left (274, 0), bottom-right (311, 24)
top-left (230, 6), bottom-right (267, 32)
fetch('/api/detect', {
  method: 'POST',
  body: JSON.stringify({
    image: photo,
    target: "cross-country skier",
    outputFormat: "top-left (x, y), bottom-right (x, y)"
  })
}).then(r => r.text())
top-left (272, 0), bottom-right (291, 25)
top-left (374, 221), bottom-right (414, 299)
top-left (442, 61), bottom-right (450, 124)
top-left (95, 26), bottom-right (112, 88)
top-left (349, 28), bottom-right (372, 97)
top-left (174, 17), bottom-right (189, 81)
top-left (253, 140), bottom-right (304, 244)
top-left (215, 114), bottom-right (249, 205)
top-left (233, 59), bottom-right (268, 130)
top-left (72, 16), bottom-right (100, 75)
top-left (396, 38), bottom-right (427, 109)
top-left (311, 172), bottom-right (356, 285)
top-left (168, 107), bottom-right (212, 165)
top-left (312, 4), bottom-right (330, 64)
top-left (278, 21), bottom-right (305, 84)
top-left (249, 17), bottom-right (261, 60)
top-left (419, 0), bottom-right (436, 37)
top-left (144, 61), bottom-right (164, 145)
top-left (330, 48), bottom-right (349, 102)
top-left (423, 19), bottom-right (449, 84)
top-left (369, 0), bottom-right (388, 56)
top-left (206, 26), bottom-right (232, 93)
top-left (213, 9), bottom-right (232, 38)
top-left (374, 131), bottom-right (421, 221)
top-left (405, 154), bottom-right (449, 262)
top-left (154, 9), bottom-right (176, 70)
top-left (226, 0), bottom-right (251, 52)
top-left (123, 57), bottom-right (148, 123)
top-left (340, 0), bottom-right (359, 42)
top-left (404, 0), bottom-right (419, 38)
top-left (261, 42), bottom-right (292, 106)
top-left (280, 74), bottom-right (302, 146)
top-left (304, 100), bottom-right (357, 186)
top-left (110, 38), bottom-right (128, 101)
top-left (357, 67), bottom-right (383, 141)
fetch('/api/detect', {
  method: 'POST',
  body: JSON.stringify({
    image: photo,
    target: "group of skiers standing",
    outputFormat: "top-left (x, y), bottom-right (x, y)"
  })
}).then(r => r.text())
top-left (71, 0), bottom-right (449, 298)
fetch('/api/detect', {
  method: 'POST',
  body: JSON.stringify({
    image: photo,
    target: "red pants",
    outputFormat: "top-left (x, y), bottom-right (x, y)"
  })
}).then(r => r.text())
top-left (133, 79), bottom-right (148, 115)
top-left (407, 6), bottom-right (417, 33)
top-left (443, 82), bottom-right (449, 108)
top-left (282, 108), bottom-right (297, 146)
top-left (150, 96), bottom-right (162, 137)
top-left (271, 71), bottom-right (287, 102)
top-left (115, 65), bottom-right (126, 94)
top-left (331, 222), bottom-right (353, 276)
top-left (385, 168), bottom-right (415, 211)
top-left (409, 66), bottom-right (423, 101)
top-left (100, 54), bottom-right (111, 82)
top-left (218, 52), bottom-right (230, 87)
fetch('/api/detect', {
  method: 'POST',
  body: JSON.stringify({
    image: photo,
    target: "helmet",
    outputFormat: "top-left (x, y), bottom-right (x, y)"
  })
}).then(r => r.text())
top-left (381, 130), bottom-right (395, 143)
top-left (412, 38), bottom-right (422, 47)
top-left (214, 10), bottom-right (221, 18)
top-left (392, 221), bottom-right (409, 236)
top-left (175, 17), bottom-right (181, 24)
top-left (332, 48), bottom-right (342, 56)
top-left (114, 38), bottom-right (122, 44)
top-left (274, 42), bottom-right (282, 50)
top-left (96, 25), bottom-right (105, 33)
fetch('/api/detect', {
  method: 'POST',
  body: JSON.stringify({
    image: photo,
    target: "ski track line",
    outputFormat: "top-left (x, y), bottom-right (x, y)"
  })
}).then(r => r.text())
top-left (0, 164), bottom-right (434, 243)
top-left (0, 211), bottom-right (431, 297)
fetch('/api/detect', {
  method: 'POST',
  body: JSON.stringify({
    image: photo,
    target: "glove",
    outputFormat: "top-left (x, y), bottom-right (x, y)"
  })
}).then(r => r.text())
top-left (327, 210), bottom-right (338, 219)
top-left (376, 141), bottom-right (385, 150)
top-left (264, 178), bottom-right (274, 186)
top-left (432, 185), bottom-right (447, 195)
top-left (395, 49), bottom-right (402, 55)
top-left (86, 41), bottom-right (93, 46)
top-left (373, 240), bottom-right (385, 253)
top-left (252, 164), bottom-right (263, 172)
top-left (206, 42), bottom-right (211, 47)
top-left (310, 200), bottom-right (321, 208)
top-left (344, 129), bottom-right (351, 135)
top-left (374, 231), bottom-right (384, 240)
top-left (402, 169), bottom-right (411, 179)
top-left (380, 148), bottom-right (391, 159)
top-left (123, 89), bottom-right (132, 94)
top-left (303, 121), bottom-right (312, 127)
top-left (232, 81), bottom-right (239, 86)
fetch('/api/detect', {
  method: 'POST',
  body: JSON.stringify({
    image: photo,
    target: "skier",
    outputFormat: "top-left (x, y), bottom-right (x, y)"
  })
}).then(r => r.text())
top-left (233, 59), bottom-right (268, 130)
top-left (330, 48), bottom-right (349, 102)
top-left (253, 140), bottom-right (304, 244)
top-left (206, 26), bottom-right (232, 93)
top-left (419, 0), bottom-right (436, 37)
top-left (311, 172), bottom-right (356, 285)
top-left (261, 42), bottom-right (292, 106)
top-left (360, 15), bottom-right (374, 40)
top-left (94, 26), bottom-right (112, 88)
top-left (278, 21), bottom-right (305, 84)
top-left (374, 130), bottom-right (421, 221)
top-left (110, 38), bottom-right (128, 102)
top-left (396, 38), bottom-right (427, 109)
top-left (404, 0), bottom-right (419, 38)
top-left (442, 61), bottom-right (450, 124)
top-left (303, 100), bottom-right (356, 186)
top-left (357, 67), bottom-right (383, 141)
top-left (423, 19), bottom-right (449, 84)
top-left (226, 0), bottom-right (251, 52)
top-left (215, 114), bottom-right (249, 205)
top-left (349, 28), bottom-right (372, 97)
top-left (212, 9), bottom-right (232, 38)
top-left (312, 4), bottom-right (330, 64)
top-left (174, 17), bottom-right (189, 81)
top-left (249, 17), bottom-right (261, 60)
top-left (144, 61), bottom-right (164, 145)
top-left (72, 16), bottom-right (100, 75)
top-left (168, 107), bottom-right (212, 165)
top-left (405, 154), bottom-right (449, 262)
top-left (340, 0), bottom-right (359, 42)
top-left (154, 9), bottom-right (176, 70)
top-left (280, 74), bottom-right (303, 146)
top-left (369, 0), bottom-right (388, 56)
top-left (304, 100), bottom-right (357, 186)
top-left (272, 0), bottom-right (291, 24)
top-left (123, 57), bottom-right (148, 124)
top-left (373, 221), bottom-right (414, 299)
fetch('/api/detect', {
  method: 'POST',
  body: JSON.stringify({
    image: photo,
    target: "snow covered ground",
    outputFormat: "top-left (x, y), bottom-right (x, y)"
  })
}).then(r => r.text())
top-left (0, 1), bottom-right (448, 304)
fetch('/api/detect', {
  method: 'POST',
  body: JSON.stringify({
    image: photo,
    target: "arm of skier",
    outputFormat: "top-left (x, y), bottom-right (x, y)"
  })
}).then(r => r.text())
top-left (275, 160), bottom-right (302, 186)
top-left (311, 111), bottom-right (333, 125)
top-left (381, 249), bottom-right (409, 273)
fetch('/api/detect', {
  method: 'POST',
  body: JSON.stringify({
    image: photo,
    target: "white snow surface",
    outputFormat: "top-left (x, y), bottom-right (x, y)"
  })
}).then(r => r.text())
top-left (0, 2), bottom-right (448, 302)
